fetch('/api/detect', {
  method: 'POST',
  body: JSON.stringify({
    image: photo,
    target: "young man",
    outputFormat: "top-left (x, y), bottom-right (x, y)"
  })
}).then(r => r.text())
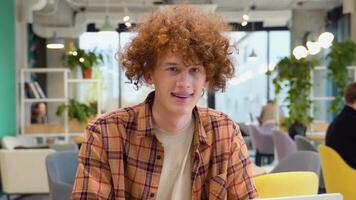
top-left (72, 5), bottom-right (257, 200)
top-left (326, 82), bottom-right (356, 169)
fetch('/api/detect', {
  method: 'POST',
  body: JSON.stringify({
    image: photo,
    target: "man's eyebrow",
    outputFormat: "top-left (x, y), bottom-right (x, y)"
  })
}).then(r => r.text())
top-left (163, 61), bottom-right (180, 65)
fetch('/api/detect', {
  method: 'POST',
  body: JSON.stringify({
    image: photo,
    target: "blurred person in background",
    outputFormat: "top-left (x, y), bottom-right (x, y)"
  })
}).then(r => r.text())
top-left (326, 82), bottom-right (356, 169)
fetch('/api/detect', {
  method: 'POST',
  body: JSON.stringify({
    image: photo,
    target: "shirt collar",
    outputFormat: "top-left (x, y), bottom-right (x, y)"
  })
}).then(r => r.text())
top-left (343, 105), bottom-right (356, 116)
top-left (137, 91), bottom-right (209, 146)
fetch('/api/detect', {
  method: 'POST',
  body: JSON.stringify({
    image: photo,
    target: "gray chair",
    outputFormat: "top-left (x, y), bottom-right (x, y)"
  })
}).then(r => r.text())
top-left (272, 130), bottom-right (297, 161)
top-left (271, 151), bottom-right (321, 177)
top-left (295, 135), bottom-right (317, 152)
top-left (294, 135), bottom-right (325, 189)
top-left (49, 142), bottom-right (79, 152)
top-left (249, 125), bottom-right (274, 166)
top-left (46, 151), bottom-right (78, 200)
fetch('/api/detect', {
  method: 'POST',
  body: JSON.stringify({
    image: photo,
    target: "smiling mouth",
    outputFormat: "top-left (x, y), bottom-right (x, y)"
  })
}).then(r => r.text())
top-left (171, 92), bottom-right (193, 99)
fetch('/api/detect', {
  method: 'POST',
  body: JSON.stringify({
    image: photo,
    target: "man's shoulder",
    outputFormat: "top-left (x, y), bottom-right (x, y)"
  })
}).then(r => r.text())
top-left (197, 107), bottom-right (233, 121)
top-left (197, 107), bottom-right (238, 132)
top-left (86, 103), bottom-right (146, 131)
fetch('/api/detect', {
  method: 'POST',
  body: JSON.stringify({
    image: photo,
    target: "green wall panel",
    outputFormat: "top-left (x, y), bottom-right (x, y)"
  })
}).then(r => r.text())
top-left (0, 0), bottom-right (16, 137)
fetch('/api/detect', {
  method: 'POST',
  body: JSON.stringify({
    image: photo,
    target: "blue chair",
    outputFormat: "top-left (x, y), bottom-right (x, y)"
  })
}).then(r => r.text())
top-left (46, 151), bottom-right (78, 200)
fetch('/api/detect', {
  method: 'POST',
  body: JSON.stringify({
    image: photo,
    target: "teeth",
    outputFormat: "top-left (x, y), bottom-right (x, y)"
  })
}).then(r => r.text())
top-left (172, 93), bottom-right (190, 98)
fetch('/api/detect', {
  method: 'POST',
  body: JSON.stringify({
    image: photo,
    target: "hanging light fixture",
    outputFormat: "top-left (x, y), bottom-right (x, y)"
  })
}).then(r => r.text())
top-left (248, 21), bottom-right (258, 62)
top-left (99, 0), bottom-right (116, 33)
top-left (46, 0), bottom-right (63, 50)
top-left (100, 16), bottom-right (116, 32)
top-left (122, 7), bottom-right (132, 28)
top-left (306, 41), bottom-right (321, 55)
top-left (242, 14), bottom-right (249, 21)
top-left (318, 32), bottom-right (334, 48)
top-left (65, 41), bottom-right (77, 55)
top-left (293, 45), bottom-right (308, 60)
top-left (46, 32), bottom-right (64, 49)
top-left (248, 49), bottom-right (258, 62)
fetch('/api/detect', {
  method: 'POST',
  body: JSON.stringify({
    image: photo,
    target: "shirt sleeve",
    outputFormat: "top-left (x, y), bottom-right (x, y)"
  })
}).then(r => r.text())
top-left (71, 123), bottom-right (114, 200)
top-left (226, 125), bottom-right (258, 199)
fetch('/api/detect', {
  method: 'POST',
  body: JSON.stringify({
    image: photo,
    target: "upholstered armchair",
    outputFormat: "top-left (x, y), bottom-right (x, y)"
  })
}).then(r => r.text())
top-left (0, 136), bottom-right (55, 196)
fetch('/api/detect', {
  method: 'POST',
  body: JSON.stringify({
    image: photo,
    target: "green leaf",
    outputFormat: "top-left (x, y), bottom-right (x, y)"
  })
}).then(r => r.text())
top-left (272, 55), bottom-right (318, 128)
top-left (326, 40), bottom-right (356, 113)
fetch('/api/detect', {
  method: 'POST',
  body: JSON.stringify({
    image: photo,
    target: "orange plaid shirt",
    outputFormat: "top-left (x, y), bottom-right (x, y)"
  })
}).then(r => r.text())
top-left (72, 92), bottom-right (257, 200)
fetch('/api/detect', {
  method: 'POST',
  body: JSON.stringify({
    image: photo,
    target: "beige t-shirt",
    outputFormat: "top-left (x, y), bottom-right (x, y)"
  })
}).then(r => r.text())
top-left (155, 119), bottom-right (194, 200)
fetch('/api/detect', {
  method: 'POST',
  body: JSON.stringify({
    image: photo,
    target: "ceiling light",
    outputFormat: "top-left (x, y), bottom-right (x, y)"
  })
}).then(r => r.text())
top-left (306, 41), bottom-right (321, 55)
top-left (293, 45), bottom-right (308, 60)
top-left (65, 41), bottom-right (77, 55)
top-left (248, 49), bottom-right (258, 62)
top-left (100, 16), bottom-right (116, 32)
top-left (125, 22), bottom-right (132, 28)
top-left (123, 15), bottom-right (130, 22)
top-left (243, 14), bottom-right (249, 21)
top-left (318, 32), bottom-right (334, 48)
top-left (46, 32), bottom-right (64, 49)
top-left (100, 0), bottom-right (116, 33)
top-left (241, 21), bottom-right (248, 27)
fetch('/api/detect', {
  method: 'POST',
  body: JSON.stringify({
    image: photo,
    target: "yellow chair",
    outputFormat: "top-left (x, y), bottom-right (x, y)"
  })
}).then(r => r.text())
top-left (319, 145), bottom-right (356, 200)
top-left (253, 171), bottom-right (319, 198)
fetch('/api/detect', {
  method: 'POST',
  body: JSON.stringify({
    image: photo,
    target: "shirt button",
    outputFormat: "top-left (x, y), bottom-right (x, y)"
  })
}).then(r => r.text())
top-left (150, 193), bottom-right (155, 198)
top-left (156, 155), bottom-right (161, 160)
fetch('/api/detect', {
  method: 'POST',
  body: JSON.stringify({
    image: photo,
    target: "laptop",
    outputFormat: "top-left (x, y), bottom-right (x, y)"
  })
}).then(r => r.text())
top-left (256, 193), bottom-right (343, 200)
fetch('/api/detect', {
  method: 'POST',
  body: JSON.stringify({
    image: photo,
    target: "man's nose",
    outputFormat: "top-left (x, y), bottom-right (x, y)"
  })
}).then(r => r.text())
top-left (176, 71), bottom-right (192, 88)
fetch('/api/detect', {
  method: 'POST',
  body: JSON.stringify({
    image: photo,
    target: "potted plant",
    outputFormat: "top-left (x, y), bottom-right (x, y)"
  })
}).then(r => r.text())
top-left (273, 56), bottom-right (319, 132)
top-left (62, 48), bottom-right (103, 79)
top-left (326, 40), bottom-right (356, 113)
top-left (56, 99), bottom-right (97, 124)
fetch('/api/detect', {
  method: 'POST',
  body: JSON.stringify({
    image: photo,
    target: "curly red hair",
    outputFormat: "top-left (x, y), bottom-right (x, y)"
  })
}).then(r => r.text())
top-left (120, 5), bottom-right (234, 91)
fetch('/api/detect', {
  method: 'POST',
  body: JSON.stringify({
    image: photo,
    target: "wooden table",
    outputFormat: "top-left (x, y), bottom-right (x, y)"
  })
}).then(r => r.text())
top-left (306, 131), bottom-right (326, 142)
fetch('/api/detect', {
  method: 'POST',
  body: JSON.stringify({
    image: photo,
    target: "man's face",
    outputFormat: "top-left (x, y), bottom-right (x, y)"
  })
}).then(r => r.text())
top-left (146, 52), bottom-right (208, 117)
top-left (37, 103), bottom-right (46, 116)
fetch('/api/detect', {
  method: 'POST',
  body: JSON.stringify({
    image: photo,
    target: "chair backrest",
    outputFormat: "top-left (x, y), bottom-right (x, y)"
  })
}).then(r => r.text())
top-left (259, 193), bottom-right (343, 200)
top-left (49, 142), bottom-right (79, 151)
top-left (249, 125), bottom-right (274, 154)
top-left (318, 145), bottom-right (356, 200)
top-left (271, 151), bottom-right (320, 176)
top-left (272, 130), bottom-right (297, 161)
top-left (46, 151), bottom-right (78, 200)
top-left (254, 171), bottom-right (319, 198)
top-left (47, 151), bottom-right (78, 184)
top-left (261, 120), bottom-right (276, 132)
top-left (295, 135), bottom-right (317, 152)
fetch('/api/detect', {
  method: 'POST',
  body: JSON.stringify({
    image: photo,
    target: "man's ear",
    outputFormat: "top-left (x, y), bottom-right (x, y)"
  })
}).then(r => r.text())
top-left (144, 72), bottom-right (153, 85)
top-left (204, 80), bottom-right (209, 89)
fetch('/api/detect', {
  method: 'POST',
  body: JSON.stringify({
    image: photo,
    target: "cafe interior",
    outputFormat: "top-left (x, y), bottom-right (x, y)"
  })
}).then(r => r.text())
top-left (0, 0), bottom-right (356, 199)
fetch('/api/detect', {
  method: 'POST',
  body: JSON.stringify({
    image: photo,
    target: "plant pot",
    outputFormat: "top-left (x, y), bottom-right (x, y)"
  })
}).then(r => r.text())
top-left (82, 68), bottom-right (92, 79)
top-left (288, 121), bottom-right (306, 139)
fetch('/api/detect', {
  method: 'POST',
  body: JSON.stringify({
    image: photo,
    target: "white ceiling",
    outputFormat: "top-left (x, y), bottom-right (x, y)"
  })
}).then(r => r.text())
top-left (25, 0), bottom-right (342, 38)
top-left (69, 0), bottom-right (342, 12)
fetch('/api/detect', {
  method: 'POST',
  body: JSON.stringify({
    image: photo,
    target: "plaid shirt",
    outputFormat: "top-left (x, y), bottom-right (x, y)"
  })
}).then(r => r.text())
top-left (72, 92), bottom-right (257, 200)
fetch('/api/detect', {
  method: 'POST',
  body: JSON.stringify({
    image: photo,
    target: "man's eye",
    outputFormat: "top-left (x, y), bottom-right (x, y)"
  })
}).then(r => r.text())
top-left (190, 68), bottom-right (200, 73)
top-left (167, 67), bottom-right (178, 72)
